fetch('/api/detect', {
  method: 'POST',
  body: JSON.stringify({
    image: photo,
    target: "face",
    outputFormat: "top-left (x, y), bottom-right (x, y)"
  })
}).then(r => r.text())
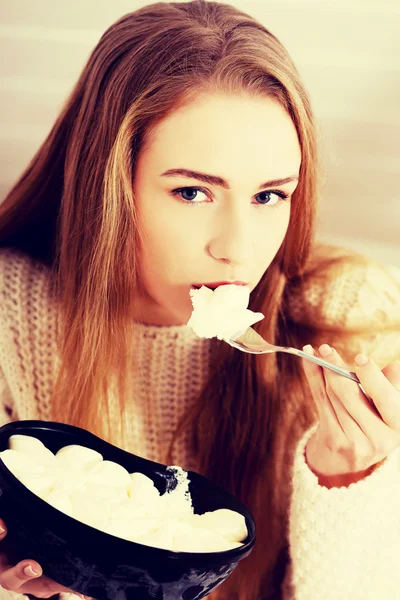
top-left (133, 93), bottom-right (301, 325)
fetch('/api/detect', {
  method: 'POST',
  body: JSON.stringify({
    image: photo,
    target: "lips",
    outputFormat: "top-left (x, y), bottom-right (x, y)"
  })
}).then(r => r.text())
top-left (192, 281), bottom-right (248, 290)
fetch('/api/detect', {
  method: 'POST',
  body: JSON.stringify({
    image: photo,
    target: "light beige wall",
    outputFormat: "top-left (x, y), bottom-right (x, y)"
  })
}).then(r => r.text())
top-left (1, 0), bottom-right (399, 265)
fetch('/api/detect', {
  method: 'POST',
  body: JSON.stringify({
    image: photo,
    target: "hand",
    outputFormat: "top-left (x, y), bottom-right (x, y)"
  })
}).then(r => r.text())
top-left (302, 344), bottom-right (400, 487)
top-left (0, 518), bottom-right (82, 598)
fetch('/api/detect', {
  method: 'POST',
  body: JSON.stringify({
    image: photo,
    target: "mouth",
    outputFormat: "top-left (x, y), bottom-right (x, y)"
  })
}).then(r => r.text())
top-left (191, 281), bottom-right (248, 291)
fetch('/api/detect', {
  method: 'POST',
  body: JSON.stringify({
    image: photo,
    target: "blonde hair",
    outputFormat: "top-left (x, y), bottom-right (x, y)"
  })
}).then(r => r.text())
top-left (0, 1), bottom-right (323, 597)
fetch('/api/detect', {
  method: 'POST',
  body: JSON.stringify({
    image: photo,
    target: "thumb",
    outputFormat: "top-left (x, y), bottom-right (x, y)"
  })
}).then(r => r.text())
top-left (381, 360), bottom-right (400, 391)
top-left (0, 519), bottom-right (7, 541)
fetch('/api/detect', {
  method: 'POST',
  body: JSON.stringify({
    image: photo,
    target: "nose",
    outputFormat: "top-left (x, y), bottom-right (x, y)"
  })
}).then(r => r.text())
top-left (206, 206), bottom-right (254, 265)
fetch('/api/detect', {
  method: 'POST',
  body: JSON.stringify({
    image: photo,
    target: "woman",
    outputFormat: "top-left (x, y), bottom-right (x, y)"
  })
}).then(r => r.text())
top-left (0, 1), bottom-right (399, 599)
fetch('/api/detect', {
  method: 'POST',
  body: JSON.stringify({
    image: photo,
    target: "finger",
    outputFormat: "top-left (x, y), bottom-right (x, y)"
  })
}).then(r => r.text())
top-left (0, 519), bottom-right (7, 541)
top-left (318, 345), bottom-right (393, 452)
top-left (318, 344), bottom-right (382, 420)
top-left (314, 344), bottom-right (372, 440)
top-left (354, 355), bottom-right (400, 431)
top-left (302, 345), bottom-right (342, 434)
top-left (0, 560), bottom-right (42, 591)
top-left (17, 574), bottom-right (75, 597)
top-left (381, 361), bottom-right (400, 392)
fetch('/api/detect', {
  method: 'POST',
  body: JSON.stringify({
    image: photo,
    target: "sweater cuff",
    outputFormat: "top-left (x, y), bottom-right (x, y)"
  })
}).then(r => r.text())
top-left (287, 423), bottom-right (400, 598)
top-left (293, 422), bottom-right (400, 494)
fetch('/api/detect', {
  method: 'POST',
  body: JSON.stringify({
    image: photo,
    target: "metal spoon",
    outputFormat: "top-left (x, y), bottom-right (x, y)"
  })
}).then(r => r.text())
top-left (228, 326), bottom-right (366, 389)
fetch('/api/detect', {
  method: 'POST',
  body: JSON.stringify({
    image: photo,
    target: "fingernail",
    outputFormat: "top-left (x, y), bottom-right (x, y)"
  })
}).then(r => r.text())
top-left (0, 523), bottom-right (6, 534)
top-left (319, 344), bottom-right (332, 357)
top-left (355, 353), bottom-right (369, 366)
top-left (303, 344), bottom-right (314, 355)
top-left (24, 564), bottom-right (41, 576)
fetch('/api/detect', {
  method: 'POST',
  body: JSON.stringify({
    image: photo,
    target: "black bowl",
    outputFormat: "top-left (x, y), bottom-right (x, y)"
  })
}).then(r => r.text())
top-left (0, 420), bottom-right (256, 600)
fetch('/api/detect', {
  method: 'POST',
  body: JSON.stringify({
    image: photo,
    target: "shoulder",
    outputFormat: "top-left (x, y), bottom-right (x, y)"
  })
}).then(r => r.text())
top-left (285, 244), bottom-right (400, 366)
top-left (0, 246), bottom-right (52, 299)
top-left (286, 243), bottom-right (400, 330)
top-left (0, 247), bottom-right (56, 329)
top-left (0, 249), bottom-right (59, 420)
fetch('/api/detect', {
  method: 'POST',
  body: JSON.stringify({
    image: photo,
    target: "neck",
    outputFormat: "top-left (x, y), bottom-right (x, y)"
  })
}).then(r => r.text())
top-left (133, 295), bottom-right (190, 326)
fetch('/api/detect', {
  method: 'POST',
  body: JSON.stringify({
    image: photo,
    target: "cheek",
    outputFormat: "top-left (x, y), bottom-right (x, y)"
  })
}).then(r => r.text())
top-left (248, 205), bottom-right (290, 282)
top-left (139, 206), bottom-right (203, 280)
top-left (254, 207), bottom-right (290, 265)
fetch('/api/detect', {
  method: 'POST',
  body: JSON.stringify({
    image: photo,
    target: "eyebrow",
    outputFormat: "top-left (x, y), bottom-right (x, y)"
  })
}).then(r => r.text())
top-left (160, 168), bottom-right (299, 190)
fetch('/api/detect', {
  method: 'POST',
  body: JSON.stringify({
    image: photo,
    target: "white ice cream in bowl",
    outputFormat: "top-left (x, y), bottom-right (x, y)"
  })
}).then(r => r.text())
top-left (0, 434), bottom-right (246, 552)
top-left (0, 420), bottom-right (256, 600)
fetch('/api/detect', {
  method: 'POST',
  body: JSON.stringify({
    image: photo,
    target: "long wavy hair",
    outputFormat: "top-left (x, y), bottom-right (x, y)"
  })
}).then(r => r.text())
top-left (0, 1), bottom-right (326, 597)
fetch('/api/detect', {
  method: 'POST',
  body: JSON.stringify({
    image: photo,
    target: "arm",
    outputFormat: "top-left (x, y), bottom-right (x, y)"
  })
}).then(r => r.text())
top-left (0, 365), bottom-right (17, 427)
top-left (0, 376), bottom-right (29, 600)
top-left (282, 423), bottom-right (400, 599)
top-left (281, 253), bottom-right (400, 598)
top-left (0, 373), bottom-right (79, 600)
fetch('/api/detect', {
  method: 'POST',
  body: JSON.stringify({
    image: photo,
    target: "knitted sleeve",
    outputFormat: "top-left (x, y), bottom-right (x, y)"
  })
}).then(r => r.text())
top-left (286, 246), bottom-right (400, 367)
top-left (0, 366), bottom-right (17, 427)
top-left (0, 270), bottom-right (18, 426)
top-left (0, 260), bottom-right (26, 600)
top-left (0, 591), bottom-right (29, 600)
top-left (282, 252), bottom-right (400, 598)
top-left (282, 423), bottom-right (400, 599)
top-left (0, 253), bottom-right (77, 600)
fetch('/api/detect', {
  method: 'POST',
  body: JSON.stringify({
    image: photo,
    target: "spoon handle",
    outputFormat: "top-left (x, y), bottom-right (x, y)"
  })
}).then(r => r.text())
top-left (229, 328), bottom-right (371, 399)
top-left (284, 347), bottom-right (359, 383)
top-left (282, 346), bottom-right (373, 400)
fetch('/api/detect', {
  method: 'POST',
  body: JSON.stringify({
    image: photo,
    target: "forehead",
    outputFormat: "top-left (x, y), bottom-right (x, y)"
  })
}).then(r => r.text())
top-left (140, 93), bottom-right (302, 181)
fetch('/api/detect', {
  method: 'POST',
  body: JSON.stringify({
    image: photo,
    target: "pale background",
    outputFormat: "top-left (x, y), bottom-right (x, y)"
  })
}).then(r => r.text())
top-left (0, 0), bottom-right (399, 266)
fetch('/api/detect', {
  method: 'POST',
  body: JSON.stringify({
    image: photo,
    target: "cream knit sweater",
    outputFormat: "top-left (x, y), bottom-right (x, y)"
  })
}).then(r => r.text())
top-left (0, 247), bottom-right (400, 600)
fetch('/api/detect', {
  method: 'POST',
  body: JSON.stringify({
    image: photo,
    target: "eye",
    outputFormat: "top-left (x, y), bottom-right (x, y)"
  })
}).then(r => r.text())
top-left (171, 186), bottom-right (210, 204)
top-left (254, 190), bottom-right (289, 206)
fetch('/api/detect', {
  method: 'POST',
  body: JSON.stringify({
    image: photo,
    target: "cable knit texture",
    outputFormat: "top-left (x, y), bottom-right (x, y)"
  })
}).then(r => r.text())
top-left (0, 249), bottom-right (213, 469)
top-left (121, 323), bottom-right (212, 470)
top-left (0, 247), bottom-right (399, 600)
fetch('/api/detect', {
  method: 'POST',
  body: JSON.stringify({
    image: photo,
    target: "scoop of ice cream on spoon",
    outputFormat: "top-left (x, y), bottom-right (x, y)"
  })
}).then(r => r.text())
top-left (187, 284), bottom-right (264, 341)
